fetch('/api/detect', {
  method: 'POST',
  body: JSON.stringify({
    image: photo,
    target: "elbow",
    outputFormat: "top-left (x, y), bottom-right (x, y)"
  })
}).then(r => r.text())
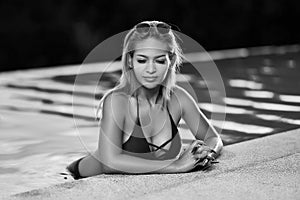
top-left (102, 159), bottom-right (123, 174)
top-left (99, 152), bottom-right (121, 174)
top-left (100, 158), bottom-right (113, 174)
top-left (102, 164), bottom-right (118, 174)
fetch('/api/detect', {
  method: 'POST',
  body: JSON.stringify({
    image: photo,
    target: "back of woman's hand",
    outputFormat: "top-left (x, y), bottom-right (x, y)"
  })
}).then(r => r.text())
top-left (193, 141), bottom-right (216, 169)
top-left (173, 140), bottom-right (208, 173)
top-left (193, 141), bottom-right (214, 159)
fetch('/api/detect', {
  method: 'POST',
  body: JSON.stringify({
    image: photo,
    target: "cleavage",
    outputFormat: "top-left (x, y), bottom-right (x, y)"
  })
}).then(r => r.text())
top-left (138, 100), bottom-right (173, 150)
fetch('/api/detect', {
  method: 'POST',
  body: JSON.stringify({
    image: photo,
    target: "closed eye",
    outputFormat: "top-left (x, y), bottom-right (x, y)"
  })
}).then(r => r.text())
top-left (156, 60), bottom-right (166, 64)
top-left (137, 59), bottom-right (146, 64)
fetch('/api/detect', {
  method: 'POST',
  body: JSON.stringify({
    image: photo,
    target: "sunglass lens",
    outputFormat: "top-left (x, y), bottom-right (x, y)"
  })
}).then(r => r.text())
top-left (156, 23), bottom-right (170, 34)
top-left (136, 23), bottom-right (150, 33)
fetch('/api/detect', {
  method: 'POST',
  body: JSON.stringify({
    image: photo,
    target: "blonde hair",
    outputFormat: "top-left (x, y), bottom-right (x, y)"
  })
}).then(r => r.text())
top-left (96, 20), bottom-right (184, 120)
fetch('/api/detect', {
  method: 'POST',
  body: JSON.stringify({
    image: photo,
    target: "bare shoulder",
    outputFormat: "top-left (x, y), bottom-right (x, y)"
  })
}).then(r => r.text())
top-left (103, 91), bottom-right (128, 105)
top-left (172, 85), bottom-right (200, 117)
top-left (172, 85), bottom-right (196, 103)
top-left (102, 91), bottom-right (129, 118)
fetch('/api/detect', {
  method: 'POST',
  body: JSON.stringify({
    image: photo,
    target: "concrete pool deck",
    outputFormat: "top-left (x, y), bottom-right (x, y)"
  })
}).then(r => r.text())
top-left (7, 128), bottom-right (299, 200)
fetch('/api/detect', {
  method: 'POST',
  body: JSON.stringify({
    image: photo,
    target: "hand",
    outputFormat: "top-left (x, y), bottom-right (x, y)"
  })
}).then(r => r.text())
top-left (193, 141), bottom-right (216, 169)
top-left (173, 140), bottom-right (206, 173)
top-left (192, 141), bottom-right (213, 160)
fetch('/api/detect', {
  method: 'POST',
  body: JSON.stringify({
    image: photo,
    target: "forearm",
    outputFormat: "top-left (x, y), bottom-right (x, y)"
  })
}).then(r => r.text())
top-left (204, 135), bottom-right (223, 158)
top-left (102, 153), bottom-right (178, 174)
top-left (202, 124), bottom-right (223, 158)
top-left (206, 135), bottom-right (222, 152)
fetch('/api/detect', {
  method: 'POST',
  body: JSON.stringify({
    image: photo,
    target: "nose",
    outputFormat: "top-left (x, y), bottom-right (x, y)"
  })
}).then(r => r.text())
top-left (146, 61), bottom-right (156, 74)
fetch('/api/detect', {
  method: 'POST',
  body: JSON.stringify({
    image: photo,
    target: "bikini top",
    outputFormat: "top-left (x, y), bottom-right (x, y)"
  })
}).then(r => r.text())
top-left (122, 89), bottom-right (181, 160)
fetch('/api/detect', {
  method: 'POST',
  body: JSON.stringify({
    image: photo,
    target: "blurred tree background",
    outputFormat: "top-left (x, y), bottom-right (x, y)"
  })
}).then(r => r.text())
top-left (0, 0), bottom-right (299, 71)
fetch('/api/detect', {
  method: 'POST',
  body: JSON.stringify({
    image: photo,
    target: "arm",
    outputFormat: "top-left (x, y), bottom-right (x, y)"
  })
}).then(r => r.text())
top-left (98, 92), bottom-right (193, 174)
top-left (175, 86), bottom-right (223, 159)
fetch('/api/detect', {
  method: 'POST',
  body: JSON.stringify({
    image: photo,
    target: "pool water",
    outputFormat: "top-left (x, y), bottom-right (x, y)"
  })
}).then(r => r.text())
top-left (0, 46), bottom-right (299, 197)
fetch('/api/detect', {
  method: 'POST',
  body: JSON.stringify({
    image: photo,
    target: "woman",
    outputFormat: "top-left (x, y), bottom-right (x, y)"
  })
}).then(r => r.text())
top-left (67, 21), bottom-right (223, 179)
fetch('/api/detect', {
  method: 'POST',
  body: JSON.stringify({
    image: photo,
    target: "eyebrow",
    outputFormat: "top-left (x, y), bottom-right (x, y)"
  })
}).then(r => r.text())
top-left (136, 54), bottom-right (166, 59)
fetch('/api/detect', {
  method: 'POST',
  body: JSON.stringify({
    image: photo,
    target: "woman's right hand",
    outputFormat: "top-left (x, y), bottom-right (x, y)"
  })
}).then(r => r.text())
top-left (173, 140), bottom-right (208, 173)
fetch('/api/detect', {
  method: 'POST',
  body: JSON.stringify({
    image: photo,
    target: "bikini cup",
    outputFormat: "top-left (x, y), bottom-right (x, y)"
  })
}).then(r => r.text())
top-left (122, 92), bottom-right (181, 159)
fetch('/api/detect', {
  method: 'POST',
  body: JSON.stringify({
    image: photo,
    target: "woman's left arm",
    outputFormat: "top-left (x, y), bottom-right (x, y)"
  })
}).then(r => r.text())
top-left (176, 86), bottom-right (223, 158)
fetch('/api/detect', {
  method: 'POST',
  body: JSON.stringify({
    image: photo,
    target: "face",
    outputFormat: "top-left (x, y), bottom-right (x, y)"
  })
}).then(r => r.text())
top-left (131, 38), bottom-right (171, 89)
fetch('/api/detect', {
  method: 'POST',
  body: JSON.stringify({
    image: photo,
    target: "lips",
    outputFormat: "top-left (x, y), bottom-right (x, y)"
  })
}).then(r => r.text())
top-left (143, 76), bottom-right (157, 82)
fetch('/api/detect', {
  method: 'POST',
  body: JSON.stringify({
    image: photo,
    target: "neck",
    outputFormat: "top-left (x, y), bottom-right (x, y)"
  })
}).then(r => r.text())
top-left (138, 85), bottom-right (161, 106)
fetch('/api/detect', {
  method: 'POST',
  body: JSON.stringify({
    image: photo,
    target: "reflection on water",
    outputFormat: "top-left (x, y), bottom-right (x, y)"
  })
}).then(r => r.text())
top-left (225, 97), bottom-right (300, 112)
top-left (256, 114), bottom-right (300, 126)
top-left (279, 94), bottom-right (300, 103)
top-left (199, 103), bottom-right (254, 114)
top-left (210, 119), bottom-right (274, 134)
top-left (244, 90), bottom-right (275, 98)
top-left (228, 79), bottom-right (263, 89)
top-left (0, 46), bottom-right (300, 196)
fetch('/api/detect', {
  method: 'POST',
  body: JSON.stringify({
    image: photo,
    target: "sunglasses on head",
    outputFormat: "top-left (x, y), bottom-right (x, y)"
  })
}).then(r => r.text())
top-left (135, 22), bottom-right (171, 35)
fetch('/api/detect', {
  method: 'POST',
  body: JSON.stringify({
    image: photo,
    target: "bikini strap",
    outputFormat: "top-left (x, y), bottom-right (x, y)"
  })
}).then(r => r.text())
top-left (166, 102), bottom-right (178, 138)
top-left (135, 95), bottom-right (141, 126)
top-left (148, 143), bottom-right (169, 152)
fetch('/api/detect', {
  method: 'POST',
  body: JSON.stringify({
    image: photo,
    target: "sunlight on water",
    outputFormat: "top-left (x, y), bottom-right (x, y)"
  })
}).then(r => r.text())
top-left (256, 114), bottom-right (300, 125)
top-left (252, 102), bottom-right (300, 112)
top-left (0, 153), bottom-right (83, 195)
top-left (223, 97), bottom-right (254, 106)
top-left (224, 97), bottom-right (300, 112)
top-left (0, 140), bottom-right (43, 155)
top-left (210, 119), bottom-right (274, 134)
top-left (1, 61), bottom-right (122, 81)
top-left (199, 103), bottom-right (253, 114)
top-left (244, 90), bottom-right (275, 98)
top-left (279, 94), bottom-right (300, 103)
top-left (228, 79), bottom-right (263, 90)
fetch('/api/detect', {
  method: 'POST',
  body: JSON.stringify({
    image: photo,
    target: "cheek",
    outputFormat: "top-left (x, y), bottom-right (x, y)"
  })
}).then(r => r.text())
top-left (132, 67), bottom-right (143, 79)
top-left (158, 66), bottom-right (169, 80)
top-left (160, 61), bottom-right (171, 75)
top-left (132, 62), bottom-right (146, 74)
top-left (132, 60), bottom-right (140, 67)
top-left (160, 64), bottom-right (169, 73)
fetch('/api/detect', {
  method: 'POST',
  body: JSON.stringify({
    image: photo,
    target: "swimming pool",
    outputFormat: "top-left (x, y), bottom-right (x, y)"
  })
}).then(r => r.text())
top-left (0, 45), bottom-right (299, 197)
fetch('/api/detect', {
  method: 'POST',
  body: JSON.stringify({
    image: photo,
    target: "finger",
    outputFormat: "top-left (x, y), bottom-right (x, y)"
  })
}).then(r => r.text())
top-left (195, 145), bottom-right (210, 154)
top-left (195, 157), bottom-right (208, 166)
top-left (194, 156), bottom-right (203, 166)
top-left (206, 153), bottom-right (215, 161)
top-left (190, 140), bottom-right (202, 147)
top-left (197, 140), bottom-right (206, 145)
top-left (190, 140), bottom-right (210, 154)
top-left (193, 151), bottom-right (208, 161)
top-left (198, 144), bottom-right (212, 151)
top-left (198, 158), bottom-right (212, 167)
top-left (202, 158), bottom-right (209, 166)
top-left (189, 140), bottom-right (202, 153)
top-left (202, 160), bottom-right (213, 170)
top-left (200, 150), bottom-right (209, 159)
top-left (195, 146), bottom-right (212, 154)
top-left (193, 153), bottom-right (202, 160)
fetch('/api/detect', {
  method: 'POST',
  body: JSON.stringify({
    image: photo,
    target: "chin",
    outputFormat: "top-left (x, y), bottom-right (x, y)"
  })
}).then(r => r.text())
top-left (143, 83), bottom-right (160, 89)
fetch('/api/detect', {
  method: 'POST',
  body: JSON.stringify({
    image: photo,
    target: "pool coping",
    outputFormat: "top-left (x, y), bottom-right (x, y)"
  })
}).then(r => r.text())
top-left (7, 128), bottom-right (300, 200)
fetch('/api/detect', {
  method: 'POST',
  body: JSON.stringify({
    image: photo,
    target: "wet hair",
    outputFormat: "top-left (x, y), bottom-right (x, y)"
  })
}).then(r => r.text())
top-left (96, 20), bottom-right (184, 120)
